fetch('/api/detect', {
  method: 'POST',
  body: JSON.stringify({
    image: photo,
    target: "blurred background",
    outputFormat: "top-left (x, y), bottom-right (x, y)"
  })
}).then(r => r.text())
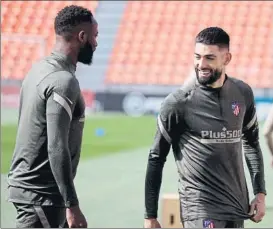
top-left (1, 1), bottom-right (273, 228)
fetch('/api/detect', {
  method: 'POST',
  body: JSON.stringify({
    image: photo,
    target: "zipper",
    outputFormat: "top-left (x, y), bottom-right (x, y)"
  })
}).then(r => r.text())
top-left (217, 90), bottom-right (223, 118)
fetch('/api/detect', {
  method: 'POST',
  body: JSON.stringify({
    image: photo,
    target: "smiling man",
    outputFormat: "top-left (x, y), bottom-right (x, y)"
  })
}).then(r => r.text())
top-left (7, 5), bottom-right (98, 228)
top-left (144, 27), bottom-right (266, 228)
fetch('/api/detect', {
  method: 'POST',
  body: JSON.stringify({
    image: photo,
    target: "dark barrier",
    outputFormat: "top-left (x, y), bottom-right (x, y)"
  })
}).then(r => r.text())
top-left (94, 91), bottom-right (273, 120)
top-left (2, 85), bottom-right (272, 121)
top-left (94, 91), bottom-right (168, 117)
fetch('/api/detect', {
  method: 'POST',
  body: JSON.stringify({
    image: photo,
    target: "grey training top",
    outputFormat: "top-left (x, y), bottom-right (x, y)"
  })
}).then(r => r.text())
top-left (7, 51), bottom-right (85, 208)
top-left (144, 76), bottom-right (266, 222)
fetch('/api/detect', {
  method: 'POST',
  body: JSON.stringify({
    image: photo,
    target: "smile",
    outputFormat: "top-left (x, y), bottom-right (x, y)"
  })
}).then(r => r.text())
top-left (199, 69), bottom-right (211, 77)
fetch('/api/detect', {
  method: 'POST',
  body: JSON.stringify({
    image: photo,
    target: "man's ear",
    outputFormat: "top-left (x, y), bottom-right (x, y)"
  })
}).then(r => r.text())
top-left (224, 52), bottom-right (232, 66)
top-left (78, 30), bottom-right (87, 44)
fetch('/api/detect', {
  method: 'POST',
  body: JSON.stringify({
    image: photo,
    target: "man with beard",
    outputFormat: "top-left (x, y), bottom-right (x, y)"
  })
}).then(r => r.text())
top-left (263, 104), bottom-right (273, 167)
top-left (7, 5), bottom-right (98, 228)
top-left (144, 27), bottom-right (266, 228)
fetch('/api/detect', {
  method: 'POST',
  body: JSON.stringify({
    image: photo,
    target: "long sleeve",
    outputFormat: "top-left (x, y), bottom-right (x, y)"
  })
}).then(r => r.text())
top-left (263, 104), bottom-right (273, 156)
top-left (144, 93), bottom-right (183, 219)
top-left (242, 87), bottom-right (266, 195)
top-left (46, 72), bottom-right (80, 207)
top-left (69, 113), bottom-right (85, 179)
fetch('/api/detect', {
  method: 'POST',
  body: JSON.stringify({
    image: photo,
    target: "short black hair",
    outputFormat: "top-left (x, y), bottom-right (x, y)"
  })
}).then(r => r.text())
top-left (195, 27), bottom-right (230, 50)
top-left (54, 5), bottom-right (94, 39)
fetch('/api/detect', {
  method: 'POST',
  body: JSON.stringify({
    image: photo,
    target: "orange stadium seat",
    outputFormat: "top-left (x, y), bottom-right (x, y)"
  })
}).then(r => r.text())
top-left (106, 1), bottom-right (273, 88)
top-left (1, 0), bottom-right (98, 80)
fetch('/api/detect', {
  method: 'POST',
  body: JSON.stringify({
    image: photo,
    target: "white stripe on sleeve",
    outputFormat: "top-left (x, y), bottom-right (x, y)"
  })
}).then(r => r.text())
top-left (53, 92), bottom-right (72, 121)
top-left (157, 115), bottom-right (172, 144)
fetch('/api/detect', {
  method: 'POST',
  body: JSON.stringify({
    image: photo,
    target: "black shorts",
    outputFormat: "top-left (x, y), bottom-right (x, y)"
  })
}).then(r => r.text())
top-left (13, 203), bottom-right (68, 228)
top-left (183, 218), bottom-right (244, 228)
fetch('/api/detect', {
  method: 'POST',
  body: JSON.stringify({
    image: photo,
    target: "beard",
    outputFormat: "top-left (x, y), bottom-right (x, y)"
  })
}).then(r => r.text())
top-left (78, 41), bottom-right (94, 65)
top-left (195, 67), bottom-right (222, 86)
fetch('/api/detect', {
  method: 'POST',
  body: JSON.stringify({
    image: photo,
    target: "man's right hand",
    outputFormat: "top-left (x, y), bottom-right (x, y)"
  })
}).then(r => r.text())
top-left (66, 205), bottom-right (87, 228)
top-left (144, 218), bottom-right (161, 228)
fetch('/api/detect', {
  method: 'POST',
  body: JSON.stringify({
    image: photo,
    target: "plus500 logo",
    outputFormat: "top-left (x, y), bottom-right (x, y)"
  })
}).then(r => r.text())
top-left (201, 129), bottom-right (242, 139)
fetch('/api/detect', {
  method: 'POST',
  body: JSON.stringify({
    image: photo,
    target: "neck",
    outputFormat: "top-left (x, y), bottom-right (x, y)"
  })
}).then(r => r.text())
top-left (207, 72), bottom-right (226, 88)
top-left (53, 37), bottom-right (78, 65)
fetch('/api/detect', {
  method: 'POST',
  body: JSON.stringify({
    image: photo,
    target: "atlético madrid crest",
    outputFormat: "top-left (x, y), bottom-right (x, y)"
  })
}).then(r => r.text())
top-left (231, 102), bottom-right (240, 116)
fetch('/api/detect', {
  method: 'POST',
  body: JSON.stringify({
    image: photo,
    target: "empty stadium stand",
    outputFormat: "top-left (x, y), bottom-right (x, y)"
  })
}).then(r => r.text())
top-left (1, 1), bottom-right (98, 80)
top-left (106, 1), bottom-right (273, 88)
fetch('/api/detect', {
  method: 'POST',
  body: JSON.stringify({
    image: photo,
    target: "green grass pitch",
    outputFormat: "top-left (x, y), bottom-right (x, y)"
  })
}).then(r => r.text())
top-left (1, 114), bottom-right (157, 174)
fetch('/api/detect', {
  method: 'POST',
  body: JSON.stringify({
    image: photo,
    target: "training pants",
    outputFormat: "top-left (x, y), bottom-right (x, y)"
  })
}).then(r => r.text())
top-left (183, 218), bottom-right (244, 228)
top-left (13, 203), bottom-right (68, 228)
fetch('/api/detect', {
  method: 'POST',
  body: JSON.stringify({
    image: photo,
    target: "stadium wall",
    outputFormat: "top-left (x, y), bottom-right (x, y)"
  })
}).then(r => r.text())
top-left (1, 83), bottom-right (273, 122)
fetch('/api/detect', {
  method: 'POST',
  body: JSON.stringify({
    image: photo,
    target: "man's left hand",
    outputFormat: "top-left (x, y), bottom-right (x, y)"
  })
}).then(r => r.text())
top-left (248, 193), bottom-right (266, 223)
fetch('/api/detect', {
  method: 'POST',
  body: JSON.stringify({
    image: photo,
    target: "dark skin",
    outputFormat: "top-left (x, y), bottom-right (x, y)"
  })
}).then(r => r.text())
top-left (52, 19), bottom-right (98, 228)
top-left (53, 19), bottom-right (98, 66)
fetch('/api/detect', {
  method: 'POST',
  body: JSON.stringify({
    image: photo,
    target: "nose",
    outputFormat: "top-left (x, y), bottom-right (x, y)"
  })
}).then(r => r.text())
top-left (198, 58), bottom-right (208, 69)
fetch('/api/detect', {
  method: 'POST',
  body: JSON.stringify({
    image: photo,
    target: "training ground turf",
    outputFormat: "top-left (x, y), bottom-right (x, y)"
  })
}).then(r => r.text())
top-left (1, 113), bottom-right (157, 174)
top-left (1, 113), bottom-right (273, 228)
